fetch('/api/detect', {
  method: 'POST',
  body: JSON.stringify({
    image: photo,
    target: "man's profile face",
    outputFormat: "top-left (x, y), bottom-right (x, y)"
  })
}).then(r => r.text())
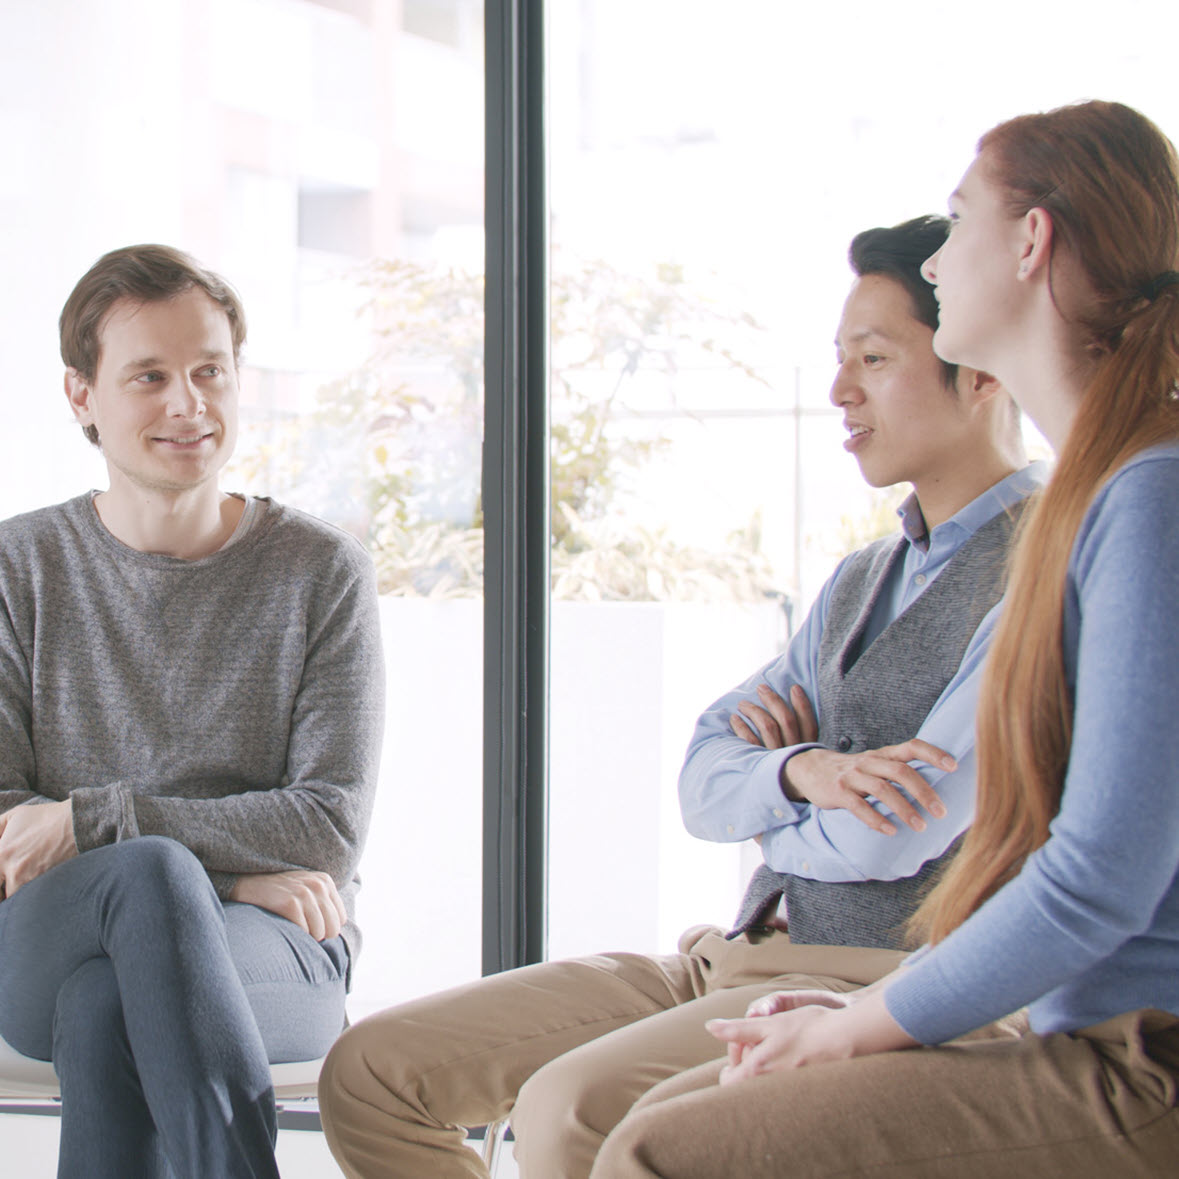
top-left (65, 289), bottom-right (239, 498)
top-left (830, 274), bottom-right (973, 493)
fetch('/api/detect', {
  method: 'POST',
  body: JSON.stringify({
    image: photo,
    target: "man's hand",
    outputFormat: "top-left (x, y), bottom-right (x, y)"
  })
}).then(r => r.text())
top-left (229, 869), bottom-right (346, 941)
top-left (0, 799), bottom-right (78, 899)
top-left (730, 685), bottom-right (953, 835)
top-left (730, 683), bottom-right (819, 749)
top-left (784, 741), bottom-right (953, 835)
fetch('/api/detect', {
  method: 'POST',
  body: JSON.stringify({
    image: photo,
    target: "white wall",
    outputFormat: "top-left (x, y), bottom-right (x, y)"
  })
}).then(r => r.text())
top-left (349, 596), bottom-right (781, 1015)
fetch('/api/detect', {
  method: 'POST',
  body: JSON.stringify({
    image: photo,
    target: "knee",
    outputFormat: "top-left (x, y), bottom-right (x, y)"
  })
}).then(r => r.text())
top-left (319, 1005), bottom-right (476, 1131)
top-left (318, 1022), bottom-right (364, 1109)
top-left (319, 1019), bottom-right (404, 1128)
top-left (116, 835), bottom-right (205, 882)
top-left (86, 838), bottom-right (220, 941)
top-left (592, 1104), bottom-right (665, 1178)
top-left (105, 837), bottom-right (214, 905)
top-left (514, 1052), bottom-right (627, 1161)
top-left (320, 1014), bottom-right (487, 1178)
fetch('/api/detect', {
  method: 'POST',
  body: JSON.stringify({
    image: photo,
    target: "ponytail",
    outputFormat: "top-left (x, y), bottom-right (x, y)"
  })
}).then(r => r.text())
top-left (910, 102), bottom-right (1179, 943)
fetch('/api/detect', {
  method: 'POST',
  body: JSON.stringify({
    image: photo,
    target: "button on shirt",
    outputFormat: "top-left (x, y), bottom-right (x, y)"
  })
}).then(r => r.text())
top-left (677, 463), bottom-right (1048, 883)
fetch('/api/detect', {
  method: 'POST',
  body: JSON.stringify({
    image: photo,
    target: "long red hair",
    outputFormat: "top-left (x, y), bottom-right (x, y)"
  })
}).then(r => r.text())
top-left (912, 101), bottom-right (1179, 943)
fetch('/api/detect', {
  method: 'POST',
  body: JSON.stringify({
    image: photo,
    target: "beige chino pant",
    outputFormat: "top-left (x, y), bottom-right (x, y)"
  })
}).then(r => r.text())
top-left (317, 927), bottom-right (906, 1178)
top-left (591, 1007), bottom-right (1179, 1178)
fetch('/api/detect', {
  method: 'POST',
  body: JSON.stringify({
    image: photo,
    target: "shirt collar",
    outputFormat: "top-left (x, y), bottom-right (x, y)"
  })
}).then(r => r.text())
top-left (896, 461), bottom-right (1050, 555)
top-left (897, 493), bottom-right (930, 550)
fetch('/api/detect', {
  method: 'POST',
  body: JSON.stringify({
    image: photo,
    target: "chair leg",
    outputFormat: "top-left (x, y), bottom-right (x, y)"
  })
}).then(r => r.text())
top-left (481, 1118), bottom-right (509, 1175)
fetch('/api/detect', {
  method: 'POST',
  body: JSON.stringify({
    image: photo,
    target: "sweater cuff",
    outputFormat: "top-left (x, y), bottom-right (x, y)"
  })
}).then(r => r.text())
top-left (206, 869), bottom-right (239, 901)
top-left (884, 954), bottom-right (965, 1045)
top-left (70, 783), bottom-right (140, 852)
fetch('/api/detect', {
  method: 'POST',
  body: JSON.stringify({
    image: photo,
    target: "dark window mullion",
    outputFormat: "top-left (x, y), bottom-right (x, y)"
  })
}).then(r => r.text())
top-left (482, 0), bottom-right (549, 977)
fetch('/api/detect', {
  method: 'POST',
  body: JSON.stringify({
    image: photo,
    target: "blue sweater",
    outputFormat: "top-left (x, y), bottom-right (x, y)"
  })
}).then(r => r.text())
top-left (887, 443), bottom-right (1179, 1043)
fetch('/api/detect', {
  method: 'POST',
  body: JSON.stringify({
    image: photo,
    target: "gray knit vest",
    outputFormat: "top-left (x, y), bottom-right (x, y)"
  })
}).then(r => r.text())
top-left (727, 504), bottom-right (1023, 949)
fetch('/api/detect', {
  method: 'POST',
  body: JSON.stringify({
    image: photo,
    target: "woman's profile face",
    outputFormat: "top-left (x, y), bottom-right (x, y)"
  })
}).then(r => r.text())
top-left (922, 154), bottom-right (1028, 377)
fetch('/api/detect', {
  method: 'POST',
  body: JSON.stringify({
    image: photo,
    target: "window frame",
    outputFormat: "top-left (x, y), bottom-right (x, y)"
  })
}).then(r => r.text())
top-left (482, 0), bottom-right (550, 975)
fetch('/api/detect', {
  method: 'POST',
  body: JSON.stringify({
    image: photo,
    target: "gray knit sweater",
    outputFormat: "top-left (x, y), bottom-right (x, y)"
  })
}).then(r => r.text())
top-left (0, 494), bottom-right (384, 959)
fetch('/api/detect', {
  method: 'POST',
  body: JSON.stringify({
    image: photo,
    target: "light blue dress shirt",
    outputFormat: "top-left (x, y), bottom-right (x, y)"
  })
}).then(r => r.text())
top-left (678, 463), bottom-right (1049, 884)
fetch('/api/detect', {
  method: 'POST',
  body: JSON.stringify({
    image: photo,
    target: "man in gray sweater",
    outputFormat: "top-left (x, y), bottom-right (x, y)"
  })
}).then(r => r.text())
top-left (0, 245), bottom-right (384, 1178)
top-left (318, 216), bottom-right (1043, 1179)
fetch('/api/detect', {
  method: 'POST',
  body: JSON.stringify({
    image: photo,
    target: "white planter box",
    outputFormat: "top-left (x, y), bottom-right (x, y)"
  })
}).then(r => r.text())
top-left (350, 596), bottom-right (781, 1015)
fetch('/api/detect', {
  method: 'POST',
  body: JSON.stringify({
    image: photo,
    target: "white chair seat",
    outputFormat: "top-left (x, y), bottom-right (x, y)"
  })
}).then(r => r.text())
top-left (0, 1029), bottom-right (324, 1101)
top-left (0, 1032), bottom-right (59, 1099)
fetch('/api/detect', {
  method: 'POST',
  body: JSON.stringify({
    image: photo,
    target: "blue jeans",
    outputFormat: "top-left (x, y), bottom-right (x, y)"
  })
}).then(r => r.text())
top-left (0, 837), bottom-right (349, 1179)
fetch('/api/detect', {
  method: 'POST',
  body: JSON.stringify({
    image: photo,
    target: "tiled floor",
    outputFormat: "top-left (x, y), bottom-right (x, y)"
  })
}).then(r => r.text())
top-left (1, 1110), bottom-right (520, 1178)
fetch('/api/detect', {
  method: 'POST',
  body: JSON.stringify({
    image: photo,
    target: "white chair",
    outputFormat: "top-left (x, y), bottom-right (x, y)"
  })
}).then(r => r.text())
top-left (0, 1027), bottom-right (324, 1101)
top-left (2, 1032), bottom-right (511, 1175)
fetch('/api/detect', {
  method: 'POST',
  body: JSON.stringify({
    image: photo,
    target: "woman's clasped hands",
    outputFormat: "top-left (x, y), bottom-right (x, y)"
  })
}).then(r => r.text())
top-left (706, 983), bottom-right (918, 1084)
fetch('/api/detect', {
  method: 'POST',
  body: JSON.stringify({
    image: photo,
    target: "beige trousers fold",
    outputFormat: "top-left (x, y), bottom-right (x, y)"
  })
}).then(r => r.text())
top-left (591, 1007), bottom-right (1179, 1178)
top-left (317, 927), bottom-right (905, 1178)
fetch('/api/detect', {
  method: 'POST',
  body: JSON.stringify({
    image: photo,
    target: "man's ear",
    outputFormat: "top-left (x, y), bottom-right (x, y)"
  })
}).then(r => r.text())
top-left (64, 368), bottom-right (95, 427)
top-left (1018, 207), bottom-right (1054, 281)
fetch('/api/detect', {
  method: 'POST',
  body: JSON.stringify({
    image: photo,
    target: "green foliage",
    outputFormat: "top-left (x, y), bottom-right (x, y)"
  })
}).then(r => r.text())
top-left (551, 504), bottom-right (775, 602)
top-left (233, 251), bottom-right (776, 600)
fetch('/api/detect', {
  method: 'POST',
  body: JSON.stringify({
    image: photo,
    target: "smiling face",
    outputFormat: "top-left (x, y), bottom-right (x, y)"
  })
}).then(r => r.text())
top-left (831, 273), bottom-right (977, 493)
top-left (65, 289), bottom-right (239, 498)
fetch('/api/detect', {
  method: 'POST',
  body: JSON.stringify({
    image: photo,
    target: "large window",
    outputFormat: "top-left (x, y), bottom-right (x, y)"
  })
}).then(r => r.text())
top-left (0, 0), bottom-right (485, 1017)
top-left (3, 0), bottom-right (1177, 1014)
top-left (543, 0), bottom-right (1179, 960)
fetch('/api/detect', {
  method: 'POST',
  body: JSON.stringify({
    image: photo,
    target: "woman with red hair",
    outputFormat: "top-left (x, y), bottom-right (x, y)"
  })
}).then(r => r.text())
top-left (591, 99), bottom-right (1179, 1178)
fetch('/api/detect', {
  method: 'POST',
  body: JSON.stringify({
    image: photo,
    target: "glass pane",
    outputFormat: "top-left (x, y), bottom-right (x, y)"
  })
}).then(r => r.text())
top-left (546, 0), bottom-right (1179, 959)
top-left (0, 0), bottom-right (485, 1015)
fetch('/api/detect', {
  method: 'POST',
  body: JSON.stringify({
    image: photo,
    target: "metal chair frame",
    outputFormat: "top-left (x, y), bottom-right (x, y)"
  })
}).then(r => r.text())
top-left (481, 1117), bottom-right (511, 1173)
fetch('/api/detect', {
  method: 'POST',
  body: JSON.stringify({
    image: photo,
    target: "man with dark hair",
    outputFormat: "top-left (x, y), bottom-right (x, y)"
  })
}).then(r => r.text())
top-left (317, 216), bottom-right (1045, 1179)
top-left (0, 245), bottom-right (384, 1178)
top-left (685, 213), bottom-right (1029, 951)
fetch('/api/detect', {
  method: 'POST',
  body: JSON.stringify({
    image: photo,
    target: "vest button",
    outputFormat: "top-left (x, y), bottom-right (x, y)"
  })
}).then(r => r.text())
top-left (837, 736), bottom-right (853, 752)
